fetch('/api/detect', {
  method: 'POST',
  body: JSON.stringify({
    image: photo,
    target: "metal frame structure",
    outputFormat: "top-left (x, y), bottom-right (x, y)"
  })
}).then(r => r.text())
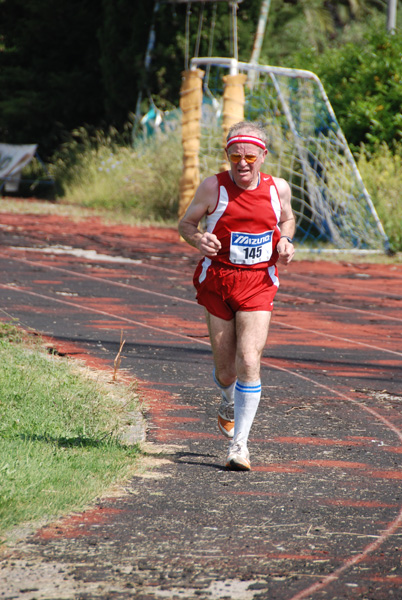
top-left (189, 57), bottom-right (390, 251)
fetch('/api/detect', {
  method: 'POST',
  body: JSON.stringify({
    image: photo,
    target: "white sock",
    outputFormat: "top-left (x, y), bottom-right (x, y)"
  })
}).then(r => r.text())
top-left (232, 379), bottom-right (261, 447)
top-left (213, 368), bottom-right (236, 406)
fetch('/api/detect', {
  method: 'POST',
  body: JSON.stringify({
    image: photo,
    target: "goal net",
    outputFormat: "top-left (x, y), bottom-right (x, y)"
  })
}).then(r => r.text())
top-left (191, 58), bottom-right (389, 252)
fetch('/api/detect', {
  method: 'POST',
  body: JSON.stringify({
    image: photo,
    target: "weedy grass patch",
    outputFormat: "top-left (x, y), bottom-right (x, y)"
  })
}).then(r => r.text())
top-left (50, 126), bottom-right (182, 223)
top-left (0, 322), bottom-right (143, 542)
top-left (357, 143), bottom-right (402, 253)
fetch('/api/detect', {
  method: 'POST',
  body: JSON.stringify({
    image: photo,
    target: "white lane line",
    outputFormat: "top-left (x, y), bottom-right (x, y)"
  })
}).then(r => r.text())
top-left (1, 252), bottom-right (401, 357)
top-left (1, 281), bottom-right (402, 600)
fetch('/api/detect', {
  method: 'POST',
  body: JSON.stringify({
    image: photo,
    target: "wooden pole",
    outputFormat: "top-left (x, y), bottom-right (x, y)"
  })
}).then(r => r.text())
top-left (178, 68), bottom-right (205, 219)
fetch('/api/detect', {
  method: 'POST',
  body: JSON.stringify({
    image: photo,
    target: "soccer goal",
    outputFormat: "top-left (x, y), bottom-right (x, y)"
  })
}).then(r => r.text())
top-left (190, 58), bottom-right (389, 252)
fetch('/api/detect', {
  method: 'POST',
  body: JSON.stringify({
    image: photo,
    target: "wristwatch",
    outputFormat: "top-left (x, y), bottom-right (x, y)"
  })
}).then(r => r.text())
top-left (280, 236), bottom-right (294, 244)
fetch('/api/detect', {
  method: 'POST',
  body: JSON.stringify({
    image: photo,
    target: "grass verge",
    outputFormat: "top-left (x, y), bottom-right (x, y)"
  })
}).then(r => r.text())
top-left (49, 126), bottom-right (182, 222)
top-left (357, 143), bottom-right (402, 253)
top-left (0, 322), bottom-right (143, 544)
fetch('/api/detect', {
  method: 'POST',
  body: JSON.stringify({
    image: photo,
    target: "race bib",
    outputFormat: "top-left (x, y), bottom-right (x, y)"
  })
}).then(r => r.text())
top-left (229, 230), bottom-right (274, 265)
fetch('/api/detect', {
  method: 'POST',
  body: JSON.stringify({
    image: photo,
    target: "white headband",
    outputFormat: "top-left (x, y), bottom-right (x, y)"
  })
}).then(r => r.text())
top-left (226, 135), bottom-right (266, 150)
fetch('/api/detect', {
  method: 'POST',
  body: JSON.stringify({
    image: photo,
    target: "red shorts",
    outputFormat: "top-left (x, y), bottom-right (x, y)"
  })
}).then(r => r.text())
top-left (193, 260), bottom-right (279, 321)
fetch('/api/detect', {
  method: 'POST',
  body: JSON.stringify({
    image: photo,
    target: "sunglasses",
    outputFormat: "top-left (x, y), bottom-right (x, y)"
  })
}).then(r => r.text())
top-left (228, 153), bottom-right (259, 164)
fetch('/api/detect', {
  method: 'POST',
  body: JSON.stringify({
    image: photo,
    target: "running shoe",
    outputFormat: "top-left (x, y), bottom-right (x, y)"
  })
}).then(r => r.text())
top-left (218, 400), bottom-right (234, 438)
top-left (225, 442), bottom-right (251, 471)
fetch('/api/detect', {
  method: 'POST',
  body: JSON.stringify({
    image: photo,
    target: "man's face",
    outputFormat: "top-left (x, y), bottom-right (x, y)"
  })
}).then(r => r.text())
top-left (226, 139), bottom-right (267, 189)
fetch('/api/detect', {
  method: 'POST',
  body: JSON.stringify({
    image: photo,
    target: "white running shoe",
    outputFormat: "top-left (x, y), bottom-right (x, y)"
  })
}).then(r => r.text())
top-left (218, 400), bottom-right (234, 438)
top-left (225, 442), bottom-right (251, 471)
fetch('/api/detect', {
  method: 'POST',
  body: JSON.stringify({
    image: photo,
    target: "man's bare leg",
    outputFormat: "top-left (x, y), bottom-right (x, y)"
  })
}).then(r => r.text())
top-left (232, 310), bottom-right (272, 469)
top-left (235, 310), bottom-right (272, 381)
top-left (206, 310), bottom-right (272, 468)
top-left (205, 310), bottom-right (237, 386)
top-left (205, 311), bottom-right (237, 437)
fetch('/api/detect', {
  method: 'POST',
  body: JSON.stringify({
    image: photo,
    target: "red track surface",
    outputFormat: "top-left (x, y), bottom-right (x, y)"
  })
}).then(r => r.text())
top-left (0, 210), bottom-right (401, 599)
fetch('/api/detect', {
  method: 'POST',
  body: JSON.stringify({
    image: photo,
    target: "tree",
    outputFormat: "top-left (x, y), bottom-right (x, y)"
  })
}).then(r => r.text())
top-left (300, 27), bottom-right (402, 151)
top-left (98, 0), bottom-right (150, 125)
top-left (0, 0), bottom-right (104, 157)
top-left (0, 0), bottom-right (399, 158)
top-left (387, 0), bottom-right (398, 32)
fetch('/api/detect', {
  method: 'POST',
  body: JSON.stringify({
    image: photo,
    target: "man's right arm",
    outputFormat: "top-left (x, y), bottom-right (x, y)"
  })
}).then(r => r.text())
top-left (178, 176), bottom-right (222, 257)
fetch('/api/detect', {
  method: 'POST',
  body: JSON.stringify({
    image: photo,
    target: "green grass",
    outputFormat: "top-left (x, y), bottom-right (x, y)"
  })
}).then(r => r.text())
top-left (0, 322), bottom-right (143, 542)
top-left (49, 126), bottom-right (182, 223)
top-left (357, 143), bottom-right (402, 253)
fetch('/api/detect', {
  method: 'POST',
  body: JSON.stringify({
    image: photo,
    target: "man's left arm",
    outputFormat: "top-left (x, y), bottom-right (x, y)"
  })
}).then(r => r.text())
top-left (274, 177), bottom-right (296, 265)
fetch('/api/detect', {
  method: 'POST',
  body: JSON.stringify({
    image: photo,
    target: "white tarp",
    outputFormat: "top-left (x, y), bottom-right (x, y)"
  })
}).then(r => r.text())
top-left (0, 143), bottom-right (37, 191)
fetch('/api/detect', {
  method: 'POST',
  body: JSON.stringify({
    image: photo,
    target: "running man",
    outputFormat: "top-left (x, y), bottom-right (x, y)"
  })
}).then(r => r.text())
top-left (178, 121), bottom-right (295, 470)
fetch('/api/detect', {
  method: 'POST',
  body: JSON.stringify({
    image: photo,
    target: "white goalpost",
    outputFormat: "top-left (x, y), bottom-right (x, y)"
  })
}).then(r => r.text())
top-left (190, 57), bottom-right (390, 253)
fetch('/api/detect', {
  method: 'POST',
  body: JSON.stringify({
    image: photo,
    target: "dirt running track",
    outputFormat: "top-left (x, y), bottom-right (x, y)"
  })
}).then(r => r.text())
top-left (0, 209), bottom-right (402, 600)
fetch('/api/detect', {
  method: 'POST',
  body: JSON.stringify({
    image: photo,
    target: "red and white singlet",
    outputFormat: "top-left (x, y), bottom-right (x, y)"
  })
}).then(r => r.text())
top-left (195, 170), bottom-right (282, 283)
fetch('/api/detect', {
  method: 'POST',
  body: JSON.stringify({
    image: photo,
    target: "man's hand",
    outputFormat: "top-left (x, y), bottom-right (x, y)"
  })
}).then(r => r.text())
top-left (274, 177), bottom-right (296, 266)
top-left (277, 237), bottom-right (295, 265)
top-left (197, 231), bottom-right (222, 257)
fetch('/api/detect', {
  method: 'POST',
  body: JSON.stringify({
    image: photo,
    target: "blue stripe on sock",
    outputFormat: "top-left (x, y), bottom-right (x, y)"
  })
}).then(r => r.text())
top-left (236, 382), bottom-right (261, 394)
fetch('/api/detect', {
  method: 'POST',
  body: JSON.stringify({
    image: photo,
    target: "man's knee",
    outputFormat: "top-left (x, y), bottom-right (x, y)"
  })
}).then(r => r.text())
top-left (235, 352), bottom-right (261, 381)
top-left (215, 367), bottom-right (236, 387)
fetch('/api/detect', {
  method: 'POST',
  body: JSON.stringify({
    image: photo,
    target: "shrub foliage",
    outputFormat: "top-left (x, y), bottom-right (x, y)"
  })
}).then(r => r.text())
top-left (296, 29), bottom-right (402, 153)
